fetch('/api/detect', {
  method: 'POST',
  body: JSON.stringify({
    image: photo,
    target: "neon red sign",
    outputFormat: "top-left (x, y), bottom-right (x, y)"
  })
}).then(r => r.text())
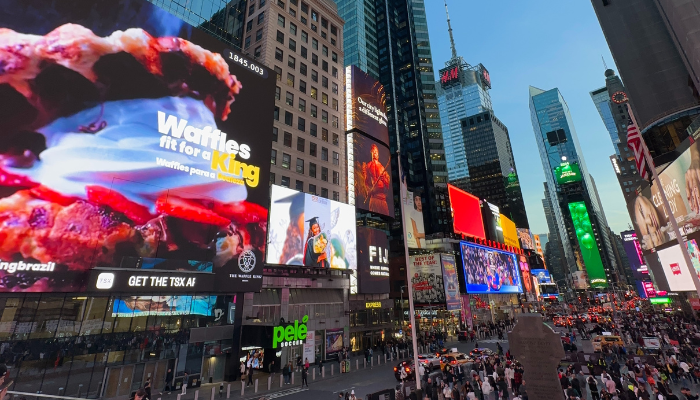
top-left (440, 66), bottom-right (459, 84)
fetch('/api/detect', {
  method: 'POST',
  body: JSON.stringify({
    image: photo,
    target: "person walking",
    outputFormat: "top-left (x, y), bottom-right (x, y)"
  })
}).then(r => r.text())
top-left (240, 362), bottom-right (246, 383)
top-left (181, 372), bottom-right (188, 395)
top-left (588, 375), bottom-right (599, 400)
top-left (247, 365), bottom-right (254, 387)
top-left (144, 378), bottom-right (152, 400)
top-left (301, 366), bottom-right (309, 388)
top-left (165, 368), bottom-right (173, 394)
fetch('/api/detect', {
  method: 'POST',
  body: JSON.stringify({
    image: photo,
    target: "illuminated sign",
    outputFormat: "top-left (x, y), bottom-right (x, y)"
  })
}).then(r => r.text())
top-left (440, 66), bottom-right (460, 85)
top-left (568, 202), bottom-right (608, 288)
top-left (610, 156), bottom-right (621, 175)
top-left (365, 302), bottom-right (382, 308)
top-left (649, 297), bottom-right (671, 305)
top-left (89, 269), bottom-right (216, 293)
top-left (273, 315), bottom-right (308, 348)
top-left (555, 162), bottom-right (582, 184)
top-left (479, 64), bottom-right (491, 89)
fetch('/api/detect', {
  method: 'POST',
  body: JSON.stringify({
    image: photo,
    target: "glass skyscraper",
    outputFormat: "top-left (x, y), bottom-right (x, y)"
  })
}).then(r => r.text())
top-left (334, 0), bottom-right (379, 78)
top-left (590, 87), bottom-right (620, 156)
top-left (529, 86), bottom-right (618, 287)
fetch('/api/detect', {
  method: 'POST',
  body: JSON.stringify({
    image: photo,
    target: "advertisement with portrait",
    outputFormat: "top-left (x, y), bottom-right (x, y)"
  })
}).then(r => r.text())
top-left (401, 178), bottom-right (426, 249)
top-left (356, 227), bottom-right (390, 294)
top-left (441, 254), bottom-right (460, 311)
top-left (325, 329), bottom-right (344, 354)
top-left (461, 295), bottom-right (473, 329)
top-left (656, 240), bottom-right (700, 292)
top-left (111, 295), bottom-right (216, 317)
top-left (483, 202), bottom-right (504, 243)
top-left (344, 65), bottom-right (389, 146)
top-left (266, 185), bottom-right (357, 270)
top-left (518, 255), bottom-right (534, 295)
top-left (460, 242), bottom-right (523, 294)
top-left (621, 230), bottom-right (648, 278)
top-left (568, 202), bottom-right (608, 288)
top-left (447, 184), bottom-right (486, 240)
top-left (0, 0), bottom-right (275, 293)
top-left (531, 269), bottom-right (551, 284)
top-left (408, 254), bottom-right (446, 306)
top-left (517, 229), bottom-right (534, 250)
top-left (303, 331), bottom-right (315, 364)
top-left (501, 215), bottom-right (519, 248)
top-left (351, 134), bottom-right (394, 218)
top-left (571, 271), bottom-right (590, 290)
top-left (629, 140), bottom-right (700, 251)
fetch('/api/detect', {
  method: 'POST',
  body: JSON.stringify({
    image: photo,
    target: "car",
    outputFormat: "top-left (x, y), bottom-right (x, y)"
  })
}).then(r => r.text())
top-left (440, 352), bottom-right (472, 370)
top-left (592, 335), bottom-right (624, 352)
top-left (417, 354), bottom-right (441, 370)
top-left (393, 360), bottom-right (415, 381)
top-left (469, 348), bottom-right (494, 358)
top-left (434, 347), bottom-right (450, 357)
top-left (457, 331), bottom-right (470, 342)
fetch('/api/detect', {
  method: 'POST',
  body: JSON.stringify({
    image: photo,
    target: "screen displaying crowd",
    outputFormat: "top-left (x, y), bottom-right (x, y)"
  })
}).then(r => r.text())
top-left (461, 242), bottom-right (523, 294)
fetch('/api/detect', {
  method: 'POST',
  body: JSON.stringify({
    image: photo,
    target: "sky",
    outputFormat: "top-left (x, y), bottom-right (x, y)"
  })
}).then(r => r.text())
top-left (424, 0), bottom-right (633, 236)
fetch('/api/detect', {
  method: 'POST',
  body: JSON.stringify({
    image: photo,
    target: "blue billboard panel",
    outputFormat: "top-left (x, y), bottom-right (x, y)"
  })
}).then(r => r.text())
top-left (460, 241), bottom-right (523, 294)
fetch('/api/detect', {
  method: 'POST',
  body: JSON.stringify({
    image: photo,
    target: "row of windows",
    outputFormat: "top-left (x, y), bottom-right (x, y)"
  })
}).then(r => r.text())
top-left (272, 112), bottom-right (339, 144)
top-left (269, 172), bottom-right (340, 200)
top-left (273, 0), bottom-right (339, 46)
top-left (271, 151), bottom-right (340, 182)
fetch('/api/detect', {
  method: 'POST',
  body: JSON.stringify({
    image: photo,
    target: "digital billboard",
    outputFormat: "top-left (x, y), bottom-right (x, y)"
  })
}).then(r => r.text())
top-left (401, 182), bottom-right (426, 249)
top-left (518, 255), bottom-right (534, 294)
top-left (409, 254), bottom-right (446, 305)
top-left (531, 269), bottom-right (551, 284)
top-left (501, 215), bottom-right (519, 248)
top-left (447, 184), bottom-right (485, 240)
top-left (657, 241), bottom-right (700, 292)
top-left (621, 230), bottom-right (648, 277)
top-left (571, 271), bottom-right (590, 290)
top-left (629, 140), bottom-right (700, 251)
top-left (483, 202), bottom-right (504, 243)
top-left (517, 228), bottom-right (534, 250)
top-left (266, 185), bottom-right (356, 269)
top-left (568, 202), bottom-right (608, 288)
top-left (344, 65), bottom-right (389, 146)
top-left (0, 0), bottom-right (275, 293)
top-left (460, 241), bottom-right (523, 294)
top-left (350, 134), bottom-right (394, 218)
top-left (441, 254), bottom-right (460, 311)
top-left (111, 295), bottom-right (216, 317)
top-left (356, 227), bottom-right (390, 294)
top-left (554, 162), bottom-right (582, 184)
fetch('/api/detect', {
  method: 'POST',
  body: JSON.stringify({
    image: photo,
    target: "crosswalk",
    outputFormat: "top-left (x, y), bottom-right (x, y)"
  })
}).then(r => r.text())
top-left (263, 387), bottom-right (308, 399)
top-left (477, 339), bottom-right (508, 343)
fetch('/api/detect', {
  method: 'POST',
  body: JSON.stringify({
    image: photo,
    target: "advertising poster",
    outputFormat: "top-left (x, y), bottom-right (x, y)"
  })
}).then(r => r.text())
top-left (531, 269), bottom-right (551, 284)
top-left (554, 162), bottom-right (582, 185)
top-left (517, 229), bottom-right (534, 250)
top-left (303, 331), bottom-right (315, 364)
top-left (621, 230), bottom-right (648, 278)
top-left (483, 202), bottom-right (504, 243)
top-left (642, 281), bottom-right (656, 298)
top-left (325, 329), bottom-right (344, 354)
top-left (356, 227), bottom-right (390, 294)
top-left (447, 184), bottom-right (486, 240)
top-left (657, 242), bottom-right (700, 292)
top-left (460, 242), bottom-right (523, 294)
top-left (401, 178), bottom-right (426, 249)
top-left (518, 255), bottom-right (534, 294)
top-left (460, 295), bottom-right (473, 330)
top-left (501, 215), bottom-right (519, 248)
top-left (266, 185), bottom-right (357, 270)
top-left (111, 295), bottom-right (216, 317)
top-left (440, 254), bottom-right (460, 311)
top-left (533, 235), bottom-right (544, 256)
top-left (351, 134), bottom-right (394, 218)
top-left (629, 140), bottom-right (700, 251)
top-left (0, 0), bottom-right (275, 293)
top-left (571, 271), bottom-right (590, 290)
top-left (409, 254), bottom-right (446, 305)
top-left (344, 65), bottom-right (389, 146)
top-left (568, 202), bottom-right (608, 288)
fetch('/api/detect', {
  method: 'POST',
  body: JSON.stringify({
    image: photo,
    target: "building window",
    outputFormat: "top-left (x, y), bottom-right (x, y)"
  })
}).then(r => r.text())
top-left (321, 110), bottom-right (328, 123)
top-left (321, 17), bottom-right (328, 29)
top-left (299, 98), bottom-right (306, 112)
top-left (301, 46), bottom-right (307, 59)
top-left (333, 151), bottom-right (339, 165)
top-left (310, 142), bottom-right (317, 157)
top-left (321, 167), bottom-right (328, 181)
top-left (322, 60), bottom-right (328, 72)
top-left (333, 171), bottom-right (339, 185)
top-left (277, 0), bottom-right (285, 7)
top-left (283, 131), bottom-right (292, 147)
top-left (287, 73), bottom-right (294, 87)
top-left (332, 115), bottom-right (338, 128)
top-left (245, 36), bottom-right (251, 48)
top-left (276, 30), bottom-right (284, 43)
top-left (290, 22), bottom-right (297, 36)
top-left (309, 184), bottom-right (316, 195)
top-left (332, 52), bottom-right (338, 63)
top-left (301, 31), bottom-right (308, 43)
top-left (274, 106), bottom-right (279, 120)
top-left (296, 158), bottom-right (304, 174)
top-left (295, 180), bottom-right (304, 191)
top-left (289, 39), bottom-right (296, 52)
top-left (322, 128), bottom-right (328, 142)
top-left (300, 63), bottom-right (307, 75)
top-left (310, 87), bottom-right (317, 99)
top-left (247, 20), bottom-right (253, 32)
top-left (322, 45), bottom-right (328, 56)
top-left (272, 127), bottom-right (278, 142)
top-left (311, 70), bottom-right (318, 82)
top-left (282, 153), bottom-right (291, 169)
top-left (332, 67), bottom-right (338, 78)
top-left (312, 53), bottom-right (318, 65)
top-left (301, 1), bottom-right (308, 13)
top-left (254, 46), bottom-right (262, 58)
top-left (285, 91), bottom-right (293, 106)
top-left (310, 123), bottom-right (317, 137)
top-left (275, 86), bottom-right (281, 100)
top-left (281, 175), bottom-right (290, 187)
top-left (274, 66), bottom-right (282, 80)
top-left (271, 149), bottom-right (277, 165)
top-left (309, 162), bottom-right (317, 177)
top-left (322, 76), bottom-right (328, 88)
top-left (321, 147), bottom-right (328, 160)
top-left (257, 12), bottom-right (265, 24)
top-left (299, 80), bottom-right (306, 93)
top-left (270, 172), bottom-right (275, 185)
top-left (297, 116), bottom-right (306, 131)
top-left (275, 48), bottom-right (283, 61)
top-left (311, 10), bottom-right (317, 22)
top-left (288, 55), bottom-right (295, 69)
top-left (284, 111), bottom-right (293, 126)
top-left (332, 83), bottom-right (338, 94)
top-left (311, 105), bottom-right (317, 118)
top-left (332, 98), bottom-right (338, 111)
top-left (333, 191), bottom-right (339, 201)
top-left (256, 29), bottom-right (263, 41)
top-left (322, 93), bottom-right (328, 105)
top-left (278, 14), bottom-right (285, 27)
top-left (321, 188), bottom-right (328, 198)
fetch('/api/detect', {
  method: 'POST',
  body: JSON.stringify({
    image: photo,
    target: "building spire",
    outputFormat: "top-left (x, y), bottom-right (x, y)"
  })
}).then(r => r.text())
top-left (445, 0), bottom-right (458, 60)
top-left (602, 56), bottom-right (608, 70)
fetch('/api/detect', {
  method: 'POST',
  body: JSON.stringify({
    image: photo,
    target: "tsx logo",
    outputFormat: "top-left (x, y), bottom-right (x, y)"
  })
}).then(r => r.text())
top-left (238, 250), bottom-right (256, 273)
top-left (96, 273), bottom-right (115, 289)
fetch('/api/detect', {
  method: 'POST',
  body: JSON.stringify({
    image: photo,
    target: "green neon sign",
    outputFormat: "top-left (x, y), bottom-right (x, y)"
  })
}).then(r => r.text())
top-left (555, 162), bottom-right (582, 185)
top-left (568, 201), bottom-right (608, 288)
top-left (649, 297), bottom-right (671, 305)
top-left (273, 315), bottom-right (308, 348)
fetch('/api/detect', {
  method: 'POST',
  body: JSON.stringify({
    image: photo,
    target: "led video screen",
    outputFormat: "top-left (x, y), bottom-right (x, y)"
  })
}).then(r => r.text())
top-left (344, 65), bottom-right (389, 146)
top-left (460, 242), bottom-right (523, 294)
top-left (568, 202), bottom-right (608, 288)
top-left (356, 227), bottom-right (390, 294)
top-left (448, 184), bottom-right (485, 240)
top-left (112, 295), bottom-right (216, 317)
top-left (351, 134), bottom-right (394, 218)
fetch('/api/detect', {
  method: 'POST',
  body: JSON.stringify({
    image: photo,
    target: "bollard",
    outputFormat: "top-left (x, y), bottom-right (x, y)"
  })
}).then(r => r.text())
top-left (194, 390), bottom-right (199, 400)
top-left (211, 387), bottom-right (215, 400)
top-left (291, 372), bottom-right (294, 385)
top-left (322, 366), bottom-right (325, 378)
top-left (254, 379), bottom-right (258, 393)
top-left (268, 376), bottom-right (271, 391)
top-left (371, 357), bottom-right (373, 367)
top-left (356, 359), bottom-right (359, 370)
top-left (313, 368), bottom-right (316, 380)
top-left (363, 358), bottom-right (366, 368)
top-left (331, 364), bottom-right (334, 375)
top-left (178, 394), bottom-right (182, 400)
top-left (227, 384), bottom-right (231, 399)
top-left (77, 384), bottom-right (83, 398)
top-left (241, 382), bottom-right (244, 396)
top-left (384, 354), bottom-right (387, 364)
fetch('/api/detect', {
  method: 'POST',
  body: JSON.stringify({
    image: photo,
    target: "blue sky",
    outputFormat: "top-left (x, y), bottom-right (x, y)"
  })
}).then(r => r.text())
top-left (424, 0), bottom-right (633, 235)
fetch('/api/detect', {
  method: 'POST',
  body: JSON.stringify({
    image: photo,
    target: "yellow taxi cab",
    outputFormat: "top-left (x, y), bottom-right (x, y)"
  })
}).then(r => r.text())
top-left (592, 335), bottom-right (624, 352)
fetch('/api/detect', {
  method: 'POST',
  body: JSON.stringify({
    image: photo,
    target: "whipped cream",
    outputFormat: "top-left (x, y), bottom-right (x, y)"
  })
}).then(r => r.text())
top-left (10, 96), bottom-right (248, 211)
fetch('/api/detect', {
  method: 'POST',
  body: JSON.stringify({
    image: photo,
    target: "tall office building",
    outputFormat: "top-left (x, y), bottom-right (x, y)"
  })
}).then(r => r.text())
top-left (590, 86), bottom-right (620, 156)
top-left (435, 2), bottom-right (528, 228)
top-left (542, 183), bottom-right (568, 287)
top-left (591, 0), bottom-right (700, 165)
top-left (529, 86), bottom-right (618, 288)
top-left (334, 0), bottom-right (379, 78)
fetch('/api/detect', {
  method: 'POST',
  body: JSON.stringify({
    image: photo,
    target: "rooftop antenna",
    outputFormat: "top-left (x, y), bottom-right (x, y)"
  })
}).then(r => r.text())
top-left (602, 56), bottom-right (608, 70)
top-left (445, 0), bottom-right (458, 60)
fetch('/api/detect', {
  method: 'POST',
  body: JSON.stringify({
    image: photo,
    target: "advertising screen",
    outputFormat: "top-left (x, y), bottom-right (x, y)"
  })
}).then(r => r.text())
top-left (568, 202), bottom-right (608, 288)
top-left (517, 229), bottom-right (534, 250)
top-left (441, 254), bottom-right (460, 311)
top-left (657, 242), bottom-right (700, 292)
top-left (409, 254), bottom-right (446, 305)
top-left (325, 329), bottom-right (344, 354)
top-left (642, 281), bottom-right (656, 298)
top-left (460, 242), bottom-right (523, 294)
top-left (518, 255), bottom-right (533, 294)
top-left (344, 65), bottom-right (389, 146)
top-left (356, 227), bottom-right (390, 294)
top-left (571, 271), bottom-right (590, 290)
top-left (350, 134), bottom-right (394, 218)
top-left (621, 230), bottom-right (648, 277)
top-left (629, 140), bottom-right (700, 251)
top-left (266, 185), bottom-right (357, 269)
top-left (531, 269), bottom-right (551, 284)
top-left (501, 215), bottom-right (519, 248)
top-left (402, 185), bottom-right (426, 249)
top-left (111, 295), bottom-right (216, 317)
top-left (554, 162), bottom-right (582, 184)
top-left (447, 184), bottom-right (485, 240)
top-left (0, 0), bottom-right (275, 293)
top-left (483, 202), bottom-right (504, 243)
